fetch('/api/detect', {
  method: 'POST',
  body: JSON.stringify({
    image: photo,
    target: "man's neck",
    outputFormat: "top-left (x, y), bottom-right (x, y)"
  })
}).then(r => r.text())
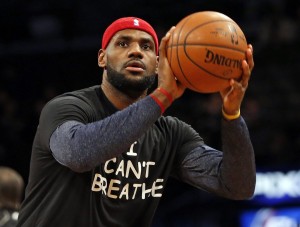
top-left (100, 81), bottom-right (147, 110)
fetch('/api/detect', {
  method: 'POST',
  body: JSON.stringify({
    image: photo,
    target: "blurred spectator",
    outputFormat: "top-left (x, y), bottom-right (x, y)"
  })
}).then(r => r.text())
top-left (0, 167), bottom-right (24, 227)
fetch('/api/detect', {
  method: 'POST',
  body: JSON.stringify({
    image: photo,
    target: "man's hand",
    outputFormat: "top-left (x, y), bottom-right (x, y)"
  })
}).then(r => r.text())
top-left (157, 26), bottom-right (186, 102)
top-left (220, 44), bottom-right (254, 116)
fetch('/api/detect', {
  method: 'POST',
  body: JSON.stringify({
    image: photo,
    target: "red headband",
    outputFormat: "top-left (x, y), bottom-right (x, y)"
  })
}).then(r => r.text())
top-left (102, 17), bottom-right (159, 55)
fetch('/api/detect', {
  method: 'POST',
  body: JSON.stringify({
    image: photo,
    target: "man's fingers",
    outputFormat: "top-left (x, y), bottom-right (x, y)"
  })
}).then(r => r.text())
top-left (240, 45), bottom-right (254, 88)
top-left (246, 47), bottom-right (254, 71)
top-left (159, 26), bottom-right (176, 58)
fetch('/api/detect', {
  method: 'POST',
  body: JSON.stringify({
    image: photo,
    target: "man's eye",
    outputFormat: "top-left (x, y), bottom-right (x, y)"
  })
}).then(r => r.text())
top-left (118, 41), bottom-right (127, 47)
top-left (142, 44), bottom-right (151, 50)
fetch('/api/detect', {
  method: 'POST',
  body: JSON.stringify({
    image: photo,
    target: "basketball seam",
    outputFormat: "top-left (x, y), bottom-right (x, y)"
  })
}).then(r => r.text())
top-left (167, 43), bottom-right (245, 53)
top-left (175, 15), bottom-right (200, 91)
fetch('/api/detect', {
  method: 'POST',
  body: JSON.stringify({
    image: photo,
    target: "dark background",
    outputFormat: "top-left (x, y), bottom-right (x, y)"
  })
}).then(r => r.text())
top-left (0, 0), bottom-right (299, 226)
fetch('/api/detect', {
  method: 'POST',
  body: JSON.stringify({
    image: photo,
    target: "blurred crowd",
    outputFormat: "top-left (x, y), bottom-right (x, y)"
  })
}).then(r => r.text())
top-left (0, 0), bottom-right (300, 226)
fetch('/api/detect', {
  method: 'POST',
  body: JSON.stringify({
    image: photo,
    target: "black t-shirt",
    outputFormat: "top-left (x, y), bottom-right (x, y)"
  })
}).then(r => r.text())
top-left (17, 86), bottom-right (204, 227)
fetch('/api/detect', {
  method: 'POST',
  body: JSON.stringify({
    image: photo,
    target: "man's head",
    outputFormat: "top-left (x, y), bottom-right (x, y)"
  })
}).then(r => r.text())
top-left (102, 17), bottom-right (159, 55)
top-left (0, 167), bottom-right (24, 210)
top-left (98, 17), bottom-right (159, 97)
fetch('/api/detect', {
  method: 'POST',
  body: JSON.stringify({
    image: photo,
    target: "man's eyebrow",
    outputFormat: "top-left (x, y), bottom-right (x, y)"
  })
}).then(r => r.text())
top-left (116, 35), bottom-right (154, 44)
top-left (140, 37), bottom-right (155, 44)
top-left (116, 35), bottom-right (132, 41)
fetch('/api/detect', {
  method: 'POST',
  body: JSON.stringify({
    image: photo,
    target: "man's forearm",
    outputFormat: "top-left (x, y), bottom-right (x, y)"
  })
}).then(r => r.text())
top-left (220, 116), bottom-right (256, 199)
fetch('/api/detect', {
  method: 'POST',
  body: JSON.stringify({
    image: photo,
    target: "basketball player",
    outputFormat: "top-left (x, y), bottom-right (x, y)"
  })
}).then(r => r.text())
top-left (17, 17), bottom-right (255, 227)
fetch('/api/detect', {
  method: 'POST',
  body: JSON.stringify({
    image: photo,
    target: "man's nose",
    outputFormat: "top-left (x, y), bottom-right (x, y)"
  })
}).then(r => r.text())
top-left (128, 43), bottom-right (143, 58)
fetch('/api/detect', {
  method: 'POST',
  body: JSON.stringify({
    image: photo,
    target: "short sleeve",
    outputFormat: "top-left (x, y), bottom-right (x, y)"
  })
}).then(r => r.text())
top-left (38, 96), bottom-right (94, 150)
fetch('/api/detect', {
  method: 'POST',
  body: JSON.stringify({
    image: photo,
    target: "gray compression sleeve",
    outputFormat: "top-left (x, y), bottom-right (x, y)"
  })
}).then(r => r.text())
top-left (179, 117), bottom-right (256, 200)
top-left (50, 96), bottom-right (161, 172)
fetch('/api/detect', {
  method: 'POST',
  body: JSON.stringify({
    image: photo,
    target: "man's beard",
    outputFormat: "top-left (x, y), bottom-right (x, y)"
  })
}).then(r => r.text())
top-left (106, 64), bottom-right (156, 94)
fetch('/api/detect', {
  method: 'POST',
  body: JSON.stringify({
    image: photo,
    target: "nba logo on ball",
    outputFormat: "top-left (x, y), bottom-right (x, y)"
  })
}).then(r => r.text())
top-left (167, 11), bottom-right (248, 93)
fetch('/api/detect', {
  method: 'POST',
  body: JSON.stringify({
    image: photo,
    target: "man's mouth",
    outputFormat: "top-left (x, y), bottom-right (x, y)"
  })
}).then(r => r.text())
top-left (125, 61), bottom-right (146, 72)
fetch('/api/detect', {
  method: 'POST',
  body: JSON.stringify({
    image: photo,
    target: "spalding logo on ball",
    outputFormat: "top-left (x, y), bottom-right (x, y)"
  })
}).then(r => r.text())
top-left (166, 11), bottom-right (248, 93)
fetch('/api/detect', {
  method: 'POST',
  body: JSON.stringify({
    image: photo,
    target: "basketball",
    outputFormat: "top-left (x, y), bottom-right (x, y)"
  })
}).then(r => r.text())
top-left (166, 11), bottom-right (248, 93)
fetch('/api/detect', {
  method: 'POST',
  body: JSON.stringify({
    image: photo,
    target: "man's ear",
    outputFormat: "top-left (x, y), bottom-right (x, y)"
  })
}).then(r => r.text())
top-left (155, 56), bottom-right (159, 74)
top-left (98, 49), bottom-right (106, 68)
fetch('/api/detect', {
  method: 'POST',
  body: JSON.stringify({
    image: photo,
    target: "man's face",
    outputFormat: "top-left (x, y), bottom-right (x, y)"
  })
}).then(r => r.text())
top-left (103, 29), bottom-right (158, 93)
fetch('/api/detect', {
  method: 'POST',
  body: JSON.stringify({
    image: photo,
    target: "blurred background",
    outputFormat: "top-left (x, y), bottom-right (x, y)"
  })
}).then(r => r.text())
top-left (0, 0), bottom-right (299, 226)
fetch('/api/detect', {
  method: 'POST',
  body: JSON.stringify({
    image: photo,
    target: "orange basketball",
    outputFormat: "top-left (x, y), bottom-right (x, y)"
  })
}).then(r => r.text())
top-left (166, 11), bottom-right (248, 93)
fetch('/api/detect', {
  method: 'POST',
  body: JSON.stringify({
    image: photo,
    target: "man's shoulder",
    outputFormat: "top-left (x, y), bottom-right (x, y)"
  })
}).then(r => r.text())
top-left (45, 85), bottom-right (100, 108)
top-left (59, 85), bottom-right (100, 101)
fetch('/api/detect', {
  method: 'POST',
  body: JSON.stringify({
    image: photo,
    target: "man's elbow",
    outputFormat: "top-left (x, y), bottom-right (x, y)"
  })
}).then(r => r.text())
top-left (232, 177), bottom-right (256, 200)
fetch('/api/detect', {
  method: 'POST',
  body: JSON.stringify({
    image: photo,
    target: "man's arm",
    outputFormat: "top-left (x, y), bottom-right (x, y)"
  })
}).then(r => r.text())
top-left (178, 117), bottom-right (256, 200)
top-left (50, 96), bottom-right (161, 172)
